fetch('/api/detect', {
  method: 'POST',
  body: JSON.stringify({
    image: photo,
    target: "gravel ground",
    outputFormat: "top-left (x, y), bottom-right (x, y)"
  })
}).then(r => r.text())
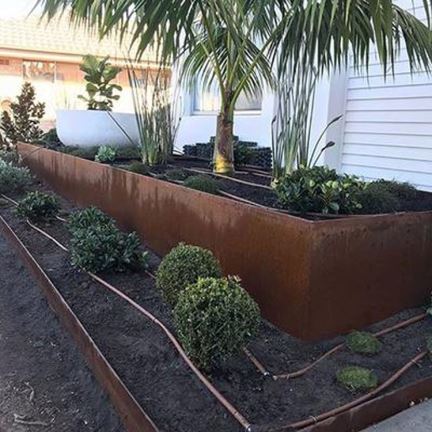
top-left (0, 233), bottom-right (124, 432)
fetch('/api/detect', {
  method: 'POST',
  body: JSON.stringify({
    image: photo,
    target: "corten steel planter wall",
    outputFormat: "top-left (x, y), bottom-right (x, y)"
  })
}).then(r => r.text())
top-left (18, 143), bottom-right (432, 340)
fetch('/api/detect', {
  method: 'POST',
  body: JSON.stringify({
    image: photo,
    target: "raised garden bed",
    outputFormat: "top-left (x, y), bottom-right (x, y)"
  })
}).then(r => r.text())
top-left (1, 179), bottom-right (432, 432)
top-left (17, 143), bottom-right (432, 341)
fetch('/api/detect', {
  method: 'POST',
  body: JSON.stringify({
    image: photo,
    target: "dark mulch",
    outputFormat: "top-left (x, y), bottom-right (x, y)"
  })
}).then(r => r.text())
top-left (114, 156), bottom-right (432, 216)
top-left (0, 226), bottom-right (123, 431)
top-left (1, 184), bottom-right (432, 432)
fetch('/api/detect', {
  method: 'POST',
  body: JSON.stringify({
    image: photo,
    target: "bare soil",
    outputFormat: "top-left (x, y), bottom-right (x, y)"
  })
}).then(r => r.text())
top-left (0, 227), bottom-right (123, 431)
top-left (115, 156), bottom-right (432, 217)
top-left (1, 183), bottom-right (432, 432)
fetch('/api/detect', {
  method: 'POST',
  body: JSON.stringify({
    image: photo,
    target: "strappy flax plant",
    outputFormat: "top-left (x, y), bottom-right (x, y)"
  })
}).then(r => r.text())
top-left (127, 63), bottom-right (176, 166)
top-left (271, 57), bottom-right (341, 180)
top-left (37, 0), bottom-right (432, 174)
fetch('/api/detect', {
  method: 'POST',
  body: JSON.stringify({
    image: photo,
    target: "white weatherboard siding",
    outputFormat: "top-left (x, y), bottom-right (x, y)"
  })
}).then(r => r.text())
top-left (336, 0), bottom-right (432, 191)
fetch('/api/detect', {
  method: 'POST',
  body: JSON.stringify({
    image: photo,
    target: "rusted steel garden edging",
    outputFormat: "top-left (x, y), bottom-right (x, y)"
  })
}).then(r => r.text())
top-left (0, 214), bottom-right (159, 432)
top-left (18, 143), bottom-right (432, 340)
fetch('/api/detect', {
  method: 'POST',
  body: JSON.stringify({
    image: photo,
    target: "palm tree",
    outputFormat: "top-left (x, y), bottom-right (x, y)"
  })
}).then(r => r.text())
top-left (37, 0), bottom-right (432, 174)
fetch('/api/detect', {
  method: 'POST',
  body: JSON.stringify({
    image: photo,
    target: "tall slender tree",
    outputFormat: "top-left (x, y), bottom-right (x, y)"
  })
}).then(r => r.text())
top-left (37, 0), bottom-right (432, 173)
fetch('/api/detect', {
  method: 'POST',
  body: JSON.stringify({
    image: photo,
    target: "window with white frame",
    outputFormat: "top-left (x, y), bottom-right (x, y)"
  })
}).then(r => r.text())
top-left (23, 61), bottom-right (56, 82)
top-left (193, 81), bottom-right (262, 113)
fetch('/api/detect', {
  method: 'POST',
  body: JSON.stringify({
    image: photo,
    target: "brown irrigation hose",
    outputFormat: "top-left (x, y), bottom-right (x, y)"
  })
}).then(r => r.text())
top-left (14, 212), bottom-right (252, 431)
top-left (247, 312), bottom-right (428, 381)
top-left (283, 351), bottom-right (428, 431)
top-left (3, 192), bottom-right (430, 432)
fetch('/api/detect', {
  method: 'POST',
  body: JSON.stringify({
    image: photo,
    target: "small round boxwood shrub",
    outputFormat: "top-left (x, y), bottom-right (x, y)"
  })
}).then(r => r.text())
top-left (68, 207), bottom-right (113, 233)
top-left (336, 366), bottom-right (378, 392)
top-left (356, 179), bottom-right (418, 214)
top-left (165, 168), bottom-right (188, 182)
top-left (95, 145), bottom-right (116, 164)
top-left (173, 277), bottom-right (261, 370)
top-left (346, 331), bottom-right (382, 355)
top-left (0, 160), bottom-right (32, 194)
top-left (184, 175), bottom-right (219, 195)
top-left (127, 162), bottom-right (149, 175)
top-left (16, 191), bottom-right (60, 221)
top-left (70, 223), bottom-right (148, 273)
top-left (156, 243), bottom-right (222, 306)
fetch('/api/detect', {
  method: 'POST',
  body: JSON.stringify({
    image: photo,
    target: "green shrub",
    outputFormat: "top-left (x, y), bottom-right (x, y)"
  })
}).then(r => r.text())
top-left (16, 191), bottom-right (60, 221)
top-left (95, 145), bottom-right (116, 164)
top-left (127, 162), bottom-right (149, 175)
top-left (355, 185), bottom-right (400, 214)
top-left (0, 149), bottom-right (19, 165)
top-left (275, 166), bottom-right (365, 214)
top-left (70, 223), bottom-right (148, 273)
top-left (116, 146), bottom-right (141, 160)
top-left (68, 207), bottom-right (114, 233)
top-left (346, 331), bottom-right (382, 355)
top-left (173, 276), bottom-right (261, 369)
top-left (69, 207), bottom-right (148, 273)
top-left (356, 179), bottom-right (418, 214)
top-left (59, 146), bottom-right (99, 160)
top-left (165, 168), bottom-right (188, 182)
top-left (40, 128), bottom-right (62, 149)
top-left (184, 175), bottom-right (219, 195)
top-left (336, 366), bottom-right (378, 392)
top-left (156, 243), bottom-right (222, 306)
top-left (0, 160), bottom-right (32, 194)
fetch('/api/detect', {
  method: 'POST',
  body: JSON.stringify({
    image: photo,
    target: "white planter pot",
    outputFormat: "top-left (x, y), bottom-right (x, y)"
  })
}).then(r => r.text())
top-left (56, 109), bottom-right (140, 148)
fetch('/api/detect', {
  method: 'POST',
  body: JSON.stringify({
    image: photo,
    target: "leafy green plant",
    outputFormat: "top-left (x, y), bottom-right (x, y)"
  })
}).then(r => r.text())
top-left (336, 366), bottom-right (378, 392)
top-left (184, 175), bottom-right (219, 195)
top-left (16, 191), bottom-right (60, 221)
top-left (165, 168), bottom-right (188, 182)
top-left (127, 162), bottom-right (149, 175)
top-left (78, 55), bottom-right (122, 111)
top-left (173, 276), bottom-right (261, 370)
top-left (156, 243), bottom-right (222, 307)
top-left (346, 331), bottom-right (382, 355)
top-left (0, 160), bottom-right (32, 194)
top-left (0, 82), bottom-right (45, 144)
top-left (95, 146), bottom-right (116, 164)
top-left (70, 223), bottom-right (148, 273)
top-left (68, 206), bottom-right (113, 233)
top-left (275, 166), bottom-right (365, 214)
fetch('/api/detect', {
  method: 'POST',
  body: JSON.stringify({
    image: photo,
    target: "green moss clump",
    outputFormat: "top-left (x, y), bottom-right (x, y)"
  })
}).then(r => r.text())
top-left (346, 331), bottom-right (382, 355)
top-left (183, 175), bottom-right (219, 195)
top-left (336, 366), bottom-right (378, 392)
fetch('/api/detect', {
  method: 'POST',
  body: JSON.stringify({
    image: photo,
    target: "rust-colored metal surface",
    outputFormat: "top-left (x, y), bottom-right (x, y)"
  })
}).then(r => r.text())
top-left (18, 143), bottom-right (432, 340)
top-left (0, 213), bottom-right (159, 432)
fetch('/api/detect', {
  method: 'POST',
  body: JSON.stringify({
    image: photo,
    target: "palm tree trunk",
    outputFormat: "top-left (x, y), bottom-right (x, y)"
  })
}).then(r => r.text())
top-left (213, 93), bottom-right (234, 174)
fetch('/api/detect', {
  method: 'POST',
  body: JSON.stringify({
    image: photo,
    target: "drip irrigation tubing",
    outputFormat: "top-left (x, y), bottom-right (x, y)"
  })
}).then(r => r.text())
top-left (2, 198), bottom-right (252, 431)
top-left (274, 351), bottom-right (428, 431)
top-left (2, 192), bottom-right (430, 432)
top-left (246, 312), bottom-right (428, 381)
